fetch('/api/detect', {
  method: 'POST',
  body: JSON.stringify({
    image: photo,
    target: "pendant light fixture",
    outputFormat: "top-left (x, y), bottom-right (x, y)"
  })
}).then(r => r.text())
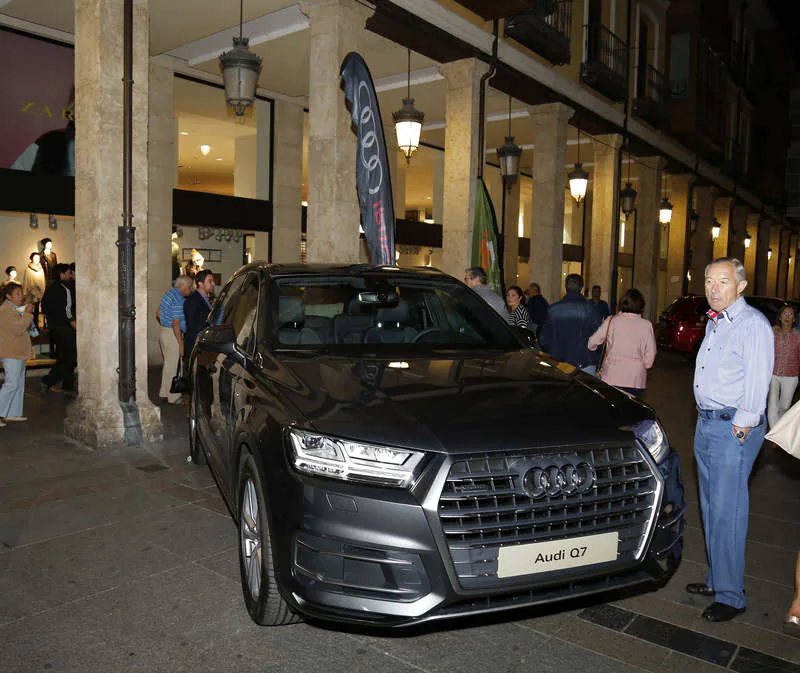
top-left (393, 48), bottom-right (425, 162)
top-left (620, 143), bottom-right (637, 217)
top-left (568, 127), bottom-right (589, 203)
top-left (711, 219), bottom-right (721, 239)
top-left (768, 247), bottom-right (773, 260)
top-left (219, 0), bottom-right (263, 117)
top-left (744, 232), bottom-right (752, 248)
top-left (497, 95), bottom-right (522, 188)
top-left (659, 171), bottom-right (673, 225)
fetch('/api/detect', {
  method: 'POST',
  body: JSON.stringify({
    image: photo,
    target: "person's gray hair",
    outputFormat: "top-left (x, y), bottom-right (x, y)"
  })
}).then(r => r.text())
top-left (565, 273), bottom-right (584, 294)
top-left (465, 267), bottom-right (488, 285)
top-left (174, 275), bottom-right (193, 289)
top-left (705, 257), bottom-right (746, 283)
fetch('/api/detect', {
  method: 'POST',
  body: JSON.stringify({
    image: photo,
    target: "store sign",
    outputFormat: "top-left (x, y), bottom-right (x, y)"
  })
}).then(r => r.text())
top-left (0, 29), bottom-right (75, 171)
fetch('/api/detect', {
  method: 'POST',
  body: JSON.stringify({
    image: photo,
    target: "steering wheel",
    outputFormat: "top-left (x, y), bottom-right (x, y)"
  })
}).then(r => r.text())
top-left (411, 328), bottom-right (452, 344)
top-left (411, 328), bottom-right (480, 345)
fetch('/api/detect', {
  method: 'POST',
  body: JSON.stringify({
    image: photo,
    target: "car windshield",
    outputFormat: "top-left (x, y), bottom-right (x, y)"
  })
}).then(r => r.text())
top-left (270, 274), bottom-right (521, 351)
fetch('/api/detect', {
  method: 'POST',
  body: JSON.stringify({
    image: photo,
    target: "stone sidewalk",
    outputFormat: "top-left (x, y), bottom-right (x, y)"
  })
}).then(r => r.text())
top-left (1, 356), bottom-right (799, 673)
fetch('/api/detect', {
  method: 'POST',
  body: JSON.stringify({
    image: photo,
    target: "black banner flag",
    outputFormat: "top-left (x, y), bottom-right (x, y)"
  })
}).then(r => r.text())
top-left (340, 52), bottom-right (396, 266)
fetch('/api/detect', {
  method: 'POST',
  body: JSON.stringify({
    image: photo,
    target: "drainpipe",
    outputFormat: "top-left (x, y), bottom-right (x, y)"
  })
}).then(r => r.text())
top-left (119, 0), bottom-right (143, 445)
top-left (477, 20), bottom-right (499, 180)
top-left (610, 0), bottom-right (634, 312)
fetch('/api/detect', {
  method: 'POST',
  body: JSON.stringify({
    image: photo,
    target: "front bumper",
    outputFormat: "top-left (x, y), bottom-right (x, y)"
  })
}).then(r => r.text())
top-left (268, 446), bottom-right (684, 628)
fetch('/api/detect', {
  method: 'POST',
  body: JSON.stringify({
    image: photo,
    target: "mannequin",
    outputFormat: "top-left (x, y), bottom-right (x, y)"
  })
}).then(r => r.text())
top-left (40, 238), bottom-right (58, 282)
top-left (4, 266), bottom-right (17, 282)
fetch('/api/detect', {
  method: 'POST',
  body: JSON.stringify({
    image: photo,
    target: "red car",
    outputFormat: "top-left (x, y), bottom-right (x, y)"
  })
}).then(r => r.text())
top-left (656, 296), bottom-right (709, 355)
top-left (658, 295), bottom-right (792, 355)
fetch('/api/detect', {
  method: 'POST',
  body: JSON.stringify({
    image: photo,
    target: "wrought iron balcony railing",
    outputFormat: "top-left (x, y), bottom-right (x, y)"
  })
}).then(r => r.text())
top-left (504, 0), bottom-right (573, 66)
top-left (580, 23), bottom-right (628, 102)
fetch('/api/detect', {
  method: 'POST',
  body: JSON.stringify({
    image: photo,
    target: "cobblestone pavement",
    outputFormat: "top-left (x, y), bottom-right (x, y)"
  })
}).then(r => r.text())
top-left (1, 353), bottom-right (799, 673)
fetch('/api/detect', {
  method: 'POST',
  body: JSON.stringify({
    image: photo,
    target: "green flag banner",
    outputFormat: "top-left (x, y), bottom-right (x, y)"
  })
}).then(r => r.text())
top-left (471, 176), bottom-right (503, 294)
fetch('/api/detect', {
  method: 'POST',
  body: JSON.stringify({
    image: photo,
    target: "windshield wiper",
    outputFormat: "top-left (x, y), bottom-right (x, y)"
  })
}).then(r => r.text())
top-left (274, 347), bottom-right (330, 358)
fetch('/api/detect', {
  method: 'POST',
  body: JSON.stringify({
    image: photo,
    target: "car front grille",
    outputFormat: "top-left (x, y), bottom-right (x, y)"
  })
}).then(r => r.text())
top-left (438, 444), bottom-right (661, 589)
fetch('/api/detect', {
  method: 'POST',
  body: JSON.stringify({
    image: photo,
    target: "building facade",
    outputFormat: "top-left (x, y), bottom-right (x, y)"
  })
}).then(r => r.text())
top-left (0, 0), bottom-right (795, 446)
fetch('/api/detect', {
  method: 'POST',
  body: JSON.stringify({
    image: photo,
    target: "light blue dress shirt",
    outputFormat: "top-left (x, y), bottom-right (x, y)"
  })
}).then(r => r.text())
top-left (693, 296), bottom-right (774, 427)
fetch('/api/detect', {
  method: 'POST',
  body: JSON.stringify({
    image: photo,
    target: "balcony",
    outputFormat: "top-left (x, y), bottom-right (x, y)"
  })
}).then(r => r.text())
top-left (632, 64), bottom-right (669, 128)
top-left (504, 0), bottom-right (572, 66)
top-left (580, 23), bottom-right (628, 102)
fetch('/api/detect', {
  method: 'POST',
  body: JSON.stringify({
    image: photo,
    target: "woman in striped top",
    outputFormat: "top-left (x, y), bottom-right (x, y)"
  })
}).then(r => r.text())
top-left (505, 285), bottom-right (531, 329)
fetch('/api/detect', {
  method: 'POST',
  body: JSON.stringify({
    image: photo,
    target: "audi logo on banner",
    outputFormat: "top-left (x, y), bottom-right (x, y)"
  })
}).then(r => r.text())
top-left (523, 463), bottom-right (596, 499)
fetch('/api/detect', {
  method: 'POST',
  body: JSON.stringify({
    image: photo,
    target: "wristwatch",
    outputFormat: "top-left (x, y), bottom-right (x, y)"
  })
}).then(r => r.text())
top-left (734, 429), bottom-right (746, 440)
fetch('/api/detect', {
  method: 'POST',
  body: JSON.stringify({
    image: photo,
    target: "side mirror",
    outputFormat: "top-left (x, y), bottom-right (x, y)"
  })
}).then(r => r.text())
top-left (201, 324), bottom-right (239, 356)
top-left (513, 326), bottom-right (538, 349)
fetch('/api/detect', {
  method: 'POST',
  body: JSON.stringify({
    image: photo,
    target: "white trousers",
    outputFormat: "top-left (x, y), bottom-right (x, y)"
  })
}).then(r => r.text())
top-left (159, 325), bottom-right (182, 404)
top-left (768, 375), bottom-right (799, 429)
top-left (0, 358), bottom-right (26, 418)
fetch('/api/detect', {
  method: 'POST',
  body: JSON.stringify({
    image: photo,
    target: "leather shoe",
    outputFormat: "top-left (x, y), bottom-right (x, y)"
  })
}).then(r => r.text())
top-left (702, 602), bottom-right (745, 622)
top-left (686, 583), bottom-right (715, 596)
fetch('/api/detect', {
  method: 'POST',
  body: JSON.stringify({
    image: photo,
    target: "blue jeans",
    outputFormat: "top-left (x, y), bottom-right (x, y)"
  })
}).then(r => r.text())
top-left (694, 408), bottom-right (765, 609)
top-left (0, 358), bottom-right (27, 417)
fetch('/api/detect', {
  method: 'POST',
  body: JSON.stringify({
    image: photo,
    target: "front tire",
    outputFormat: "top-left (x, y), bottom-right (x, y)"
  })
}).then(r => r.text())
top-left (188, 390), bottom-right (207, 466)
top-left (237, 453), bottom-right (300, 626)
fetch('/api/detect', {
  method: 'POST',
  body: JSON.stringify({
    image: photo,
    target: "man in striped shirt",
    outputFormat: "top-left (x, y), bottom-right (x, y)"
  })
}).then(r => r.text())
top-left (158, 275), bottom-right (193, 404)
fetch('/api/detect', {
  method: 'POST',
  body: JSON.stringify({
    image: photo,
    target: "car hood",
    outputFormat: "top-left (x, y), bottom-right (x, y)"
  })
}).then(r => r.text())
top-left (261, 350), bottom-right (652, 454)
top-left (262, 350), bottom-right (653, 453)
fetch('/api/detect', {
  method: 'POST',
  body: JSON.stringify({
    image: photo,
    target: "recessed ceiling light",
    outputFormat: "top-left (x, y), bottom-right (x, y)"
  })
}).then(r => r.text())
top-left (180, 131), bottom-right (189, 136)
top-left (200, 144), bottom-right (211, 156)
top-left (426, 196), bottom-right (432, 200)
top-left (215, 157), bottom-right (222, 161)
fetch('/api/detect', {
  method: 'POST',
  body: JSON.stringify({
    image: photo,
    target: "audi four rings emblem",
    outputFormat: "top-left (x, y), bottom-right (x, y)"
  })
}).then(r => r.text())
top-left (523, 463), bottom-right (596, 499)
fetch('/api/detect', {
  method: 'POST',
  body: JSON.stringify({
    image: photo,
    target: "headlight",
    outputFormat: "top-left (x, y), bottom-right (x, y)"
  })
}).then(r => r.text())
top-left (288, 430), bottom-right (426, 488)
top-left (632, 419), bottom-right (670, 464)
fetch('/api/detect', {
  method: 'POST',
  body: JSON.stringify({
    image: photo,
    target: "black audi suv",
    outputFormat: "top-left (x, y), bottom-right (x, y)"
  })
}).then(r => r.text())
top-left (189, 263), bottom-right (685, 628)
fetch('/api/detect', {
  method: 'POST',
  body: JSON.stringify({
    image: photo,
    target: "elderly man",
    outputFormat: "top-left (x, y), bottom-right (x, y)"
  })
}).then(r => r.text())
top-left (463, 266), bottom-right (510, 322)
top-left (688, 257), bottom-right (773, 622)
top-left (158, 275), bottom-right (193, 404)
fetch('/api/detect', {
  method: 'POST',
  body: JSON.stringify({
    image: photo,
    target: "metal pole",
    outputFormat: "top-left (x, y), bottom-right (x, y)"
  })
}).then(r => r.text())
top-left (119, 0), bottom-right (143, 445)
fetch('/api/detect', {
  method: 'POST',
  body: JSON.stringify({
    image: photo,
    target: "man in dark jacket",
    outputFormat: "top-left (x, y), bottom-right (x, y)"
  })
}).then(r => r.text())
top-left (539, 273), bottom-right (602, 372)
top-left (183, 269), bottom-right (215, 361)
top-left (523, 282), bottom-right (549, 336)
top-left (40, 263), bottom-right (77, 397)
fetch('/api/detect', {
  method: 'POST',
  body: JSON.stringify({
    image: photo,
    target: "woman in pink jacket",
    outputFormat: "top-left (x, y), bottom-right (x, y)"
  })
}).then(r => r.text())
top-left (587, 288), bottom-right (656, 398)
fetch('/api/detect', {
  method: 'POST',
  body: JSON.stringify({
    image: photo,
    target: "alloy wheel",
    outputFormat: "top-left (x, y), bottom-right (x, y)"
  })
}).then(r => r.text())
top-left (240, 477), bottom-right (262, 599)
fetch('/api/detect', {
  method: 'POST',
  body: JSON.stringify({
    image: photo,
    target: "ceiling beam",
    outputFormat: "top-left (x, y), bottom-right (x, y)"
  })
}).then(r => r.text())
top-left (164, 4), bottom-right (308, 65)
top-left (373, 66), bottom-right (443, 92)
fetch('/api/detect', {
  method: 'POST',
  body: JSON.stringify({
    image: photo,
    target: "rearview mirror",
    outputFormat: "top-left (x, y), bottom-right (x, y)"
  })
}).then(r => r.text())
top-left (358, 290), bottom-right (399, 307)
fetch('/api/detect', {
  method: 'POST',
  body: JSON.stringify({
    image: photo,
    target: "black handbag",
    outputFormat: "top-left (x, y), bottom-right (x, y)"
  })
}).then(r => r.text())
top-left (169, 359), bottom-right (188, 395)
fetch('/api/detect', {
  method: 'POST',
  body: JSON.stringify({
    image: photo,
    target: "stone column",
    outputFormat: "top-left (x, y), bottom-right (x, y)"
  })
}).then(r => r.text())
top-left (438, 58), bottom-right (490, 279)
top-left (272, 100), bottom-right (304, 263)
top-left (588, 133), bottom-right (622, 300)
top-left (67, 0), bottom-right (162, 447)
top-left (728, 204), bottom-right (749, 265)
top-left (633, 157), bottom-right (664, 321)
top-left (146, 62), bottom-right (177, 367)
top-left (301, 0), bottom-right (372, 264)
top-left (778, 228), bottom-right (791, 298)
top-left (529, 103), bottom-right (574, 301)
top-left (689, 187), bottom-right (715, 294)
top-left (754, 218), bottom-right (771, 295)
top-left (712, 196), bottom-right (732, 260)
top-left (502, 180), bottom-right (521, 289)
top-left (432, 149), bottom-right (444, 225)
top-left (767, 223), bottom-right (781, 296)
top-left (665, 174), bottom-right (694, 304)
top-left (743, 212), bottom-right (759, 294)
